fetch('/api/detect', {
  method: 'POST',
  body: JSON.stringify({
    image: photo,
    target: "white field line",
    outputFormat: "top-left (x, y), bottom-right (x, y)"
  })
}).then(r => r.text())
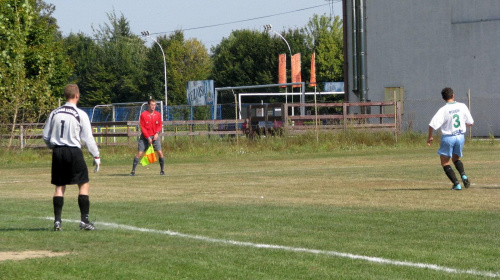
top-left (44, 217), bottom-right (499, 278)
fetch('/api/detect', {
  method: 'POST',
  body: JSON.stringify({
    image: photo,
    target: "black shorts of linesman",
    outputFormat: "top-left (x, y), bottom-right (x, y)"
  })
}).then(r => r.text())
top-left (42, 84), bottom-right (101, 231)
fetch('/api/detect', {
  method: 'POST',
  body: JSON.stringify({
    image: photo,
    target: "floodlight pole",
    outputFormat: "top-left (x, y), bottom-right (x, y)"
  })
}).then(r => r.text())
top-left (141, 31), bottom-right (168, 119)
top-left (263, 24), bottom-right (292, 59)
top-left (264, 24), bottom-right (294, 116)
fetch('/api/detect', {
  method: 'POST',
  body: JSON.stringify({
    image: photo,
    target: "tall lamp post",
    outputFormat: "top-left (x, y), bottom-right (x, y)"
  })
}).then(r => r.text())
top-left (264, 24), bottom-right (294, 115)
top-left (141, 31), bottom-right (168, 118)
top-left (263, 24), bottom-right (292, 60)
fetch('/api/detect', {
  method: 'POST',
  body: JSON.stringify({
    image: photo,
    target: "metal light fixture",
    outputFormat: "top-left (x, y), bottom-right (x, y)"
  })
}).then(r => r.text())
top-left (264, 24), bottom-right (294, 112)
top-left (263, 24), bottom-right (291, 58)
top-left (141, 30), bottom-right (168, 117)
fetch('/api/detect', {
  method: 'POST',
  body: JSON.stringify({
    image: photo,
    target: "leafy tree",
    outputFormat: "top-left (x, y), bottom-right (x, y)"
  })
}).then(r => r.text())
top-left (63, 33), bottom-right (104, 106)
top-left (0, 0), bottom-right (71, 149)
top-left (210, 14), bottom-right (342, 103)
top-left (63, 15), bottom-right (211, 108)
top-left (143, 31), bottom-right (211, 106)
top-left (86, 10), bottom-right (147, 105)
top-left (210, 30), bottom-right (277, 88)
top-left (302, 14), bottom-right (343, 83)
top-left (210, 28), bottom-right (313, 103)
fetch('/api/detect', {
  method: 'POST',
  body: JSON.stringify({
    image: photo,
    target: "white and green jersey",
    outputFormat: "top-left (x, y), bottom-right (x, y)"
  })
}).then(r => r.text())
top-left (429, 101), bottom-right (474, 136)
top-left (43, 102), bottom-right (99, 158)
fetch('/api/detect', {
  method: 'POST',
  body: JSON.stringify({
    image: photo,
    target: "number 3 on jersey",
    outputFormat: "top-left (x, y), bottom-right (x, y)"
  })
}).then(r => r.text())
top-left (452, 114), bottom-right (460, 128)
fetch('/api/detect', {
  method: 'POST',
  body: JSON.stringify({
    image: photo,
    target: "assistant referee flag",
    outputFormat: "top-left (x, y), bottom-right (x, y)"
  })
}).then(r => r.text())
top-left (140, 145), bottom-right (157, 166)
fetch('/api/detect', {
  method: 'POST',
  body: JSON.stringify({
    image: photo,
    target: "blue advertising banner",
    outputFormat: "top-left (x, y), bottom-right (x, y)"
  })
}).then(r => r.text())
top-left (186, 80), bottom-right (216, 106)
top-left (324, 82), bottom-right (344, 92)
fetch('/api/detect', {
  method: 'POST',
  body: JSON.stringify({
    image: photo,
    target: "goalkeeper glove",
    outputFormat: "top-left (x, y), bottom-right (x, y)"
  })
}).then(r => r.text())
top-left (93, 157), bottom-right (100, 173)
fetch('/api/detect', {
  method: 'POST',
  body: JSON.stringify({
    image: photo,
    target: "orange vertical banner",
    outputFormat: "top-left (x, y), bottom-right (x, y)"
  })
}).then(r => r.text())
top-left (291, 53), bottom-right (301, 88)
top-left (278, 54), bottom-right (286, 87)
top-left (310, 52), bottom-right (316, 86)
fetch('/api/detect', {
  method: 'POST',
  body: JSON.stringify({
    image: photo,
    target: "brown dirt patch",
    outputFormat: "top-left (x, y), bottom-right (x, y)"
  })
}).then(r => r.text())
top-left (0, 251), bottom-right (70, 262)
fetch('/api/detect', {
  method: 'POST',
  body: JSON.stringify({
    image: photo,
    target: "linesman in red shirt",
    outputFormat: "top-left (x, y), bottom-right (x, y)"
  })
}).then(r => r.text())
top-left (130, 99), bottom-right (165, 175)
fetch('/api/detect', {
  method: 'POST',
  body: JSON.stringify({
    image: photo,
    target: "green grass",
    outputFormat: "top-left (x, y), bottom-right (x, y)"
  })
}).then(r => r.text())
top-left (0, 134), bottom-right (499, 279)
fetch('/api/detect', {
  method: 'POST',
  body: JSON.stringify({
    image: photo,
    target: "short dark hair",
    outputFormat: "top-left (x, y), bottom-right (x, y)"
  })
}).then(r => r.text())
top-left (148, 99), bottom-right (156, 105)
top-left (64, 84), bottom-right (80, 100)
top-left (441, 87), bottom-right (454, 100)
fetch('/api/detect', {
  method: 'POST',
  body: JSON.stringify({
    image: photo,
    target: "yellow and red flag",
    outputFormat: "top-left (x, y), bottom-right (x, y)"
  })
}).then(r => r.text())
top-left (278, 54), bottom-right (286, 87)
top-left (140, 145), bottom-right (157, 166)
top-left (291, 53), bottom-right (302, 88)
top-left (310, 52), bottom-right (317, 87)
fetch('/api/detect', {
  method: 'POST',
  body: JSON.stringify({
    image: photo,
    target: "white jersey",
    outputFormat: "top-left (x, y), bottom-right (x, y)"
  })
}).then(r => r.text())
top-left (429, 101), bottom-right (474, 136)
top-left (43, 102), bottom-right (99, 157)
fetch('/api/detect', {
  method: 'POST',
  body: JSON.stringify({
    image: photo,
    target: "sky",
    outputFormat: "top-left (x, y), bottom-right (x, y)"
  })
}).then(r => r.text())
top-left (45, 0), bottom-right (343, 48)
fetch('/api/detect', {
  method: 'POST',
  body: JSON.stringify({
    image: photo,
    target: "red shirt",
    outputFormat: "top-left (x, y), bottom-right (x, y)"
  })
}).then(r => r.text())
top-left (140, 110), bottom-right (162, 138)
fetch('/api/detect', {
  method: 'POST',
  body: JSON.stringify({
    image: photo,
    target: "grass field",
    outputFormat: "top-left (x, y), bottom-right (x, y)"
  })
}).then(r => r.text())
top-left (1, 137), bottom-right (499, 279)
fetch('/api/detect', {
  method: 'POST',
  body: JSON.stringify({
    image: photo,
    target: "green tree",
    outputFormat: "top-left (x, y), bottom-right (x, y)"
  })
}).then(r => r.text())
top-left (63, 33), bottom-right (104, 106)
top-left (143, 31), bottom-right (211, 106)
top-left (210, 28), bottom-right (312, 103)
top-left (302, 14), bottom-right (343, 84)
top-left (87, 10), bottom-right (147, 105)
top-left (210, 30), bottom-right (277, 88)
top-left (0, 0), bottom-right (71, 149)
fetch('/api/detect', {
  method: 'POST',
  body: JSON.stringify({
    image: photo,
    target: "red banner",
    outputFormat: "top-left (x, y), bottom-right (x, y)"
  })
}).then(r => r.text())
top-left (310, 52), bottom-right (316, 86)
top-left (291, 53), bottom-right (301, 88)
top-left (278, 54), bottom-right (286, 87)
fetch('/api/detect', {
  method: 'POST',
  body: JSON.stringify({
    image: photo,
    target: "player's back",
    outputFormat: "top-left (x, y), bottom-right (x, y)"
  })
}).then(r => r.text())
top-left (46, 105), bottom-right (82, 148)
top-left (433, 102), bottom-right (473, 135)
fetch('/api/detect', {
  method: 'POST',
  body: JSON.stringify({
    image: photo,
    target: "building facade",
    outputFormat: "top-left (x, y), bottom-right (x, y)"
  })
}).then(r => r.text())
top-left (343, 0), bottom-right (500, 136)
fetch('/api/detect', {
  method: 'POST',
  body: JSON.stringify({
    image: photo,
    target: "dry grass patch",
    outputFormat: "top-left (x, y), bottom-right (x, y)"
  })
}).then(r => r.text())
top-left (0, 251), bottom-right (70, 262)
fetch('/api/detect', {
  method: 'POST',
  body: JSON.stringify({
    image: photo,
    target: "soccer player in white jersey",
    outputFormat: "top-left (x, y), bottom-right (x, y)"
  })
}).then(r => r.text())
top-left (427, 87), bottom-right (474, 190)
top-left (43, 84), bottom-right (101, 230)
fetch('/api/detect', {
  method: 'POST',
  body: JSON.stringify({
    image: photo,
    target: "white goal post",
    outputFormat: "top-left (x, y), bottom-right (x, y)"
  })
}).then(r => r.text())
top-left (215, 82), bottom-right (344, 119)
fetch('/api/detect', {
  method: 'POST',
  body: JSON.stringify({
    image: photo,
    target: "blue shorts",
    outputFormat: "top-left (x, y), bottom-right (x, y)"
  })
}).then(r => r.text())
top-left (437, 134), bottom-right (465, 158)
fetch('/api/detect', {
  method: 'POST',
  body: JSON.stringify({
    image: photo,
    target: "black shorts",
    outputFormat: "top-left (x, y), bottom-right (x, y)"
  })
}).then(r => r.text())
top-left (51, 146), bottom-right (89, 186)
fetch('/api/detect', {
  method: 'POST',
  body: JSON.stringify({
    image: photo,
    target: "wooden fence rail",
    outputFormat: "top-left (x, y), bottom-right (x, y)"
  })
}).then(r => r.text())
top-left (248, 101), bottom-right (401, 137)
top-left (1, 101), bottom-right (401, 149)
top-left (285, 101), bottom-right (401, 132)
top-left (0, 119), bottom-right (248, 149)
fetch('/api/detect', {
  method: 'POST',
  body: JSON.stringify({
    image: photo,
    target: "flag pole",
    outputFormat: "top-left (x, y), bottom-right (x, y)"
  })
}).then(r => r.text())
top-left (314, 85), bottom-right (318, 142)
top-left (310, 52), bottom-right (318, 142)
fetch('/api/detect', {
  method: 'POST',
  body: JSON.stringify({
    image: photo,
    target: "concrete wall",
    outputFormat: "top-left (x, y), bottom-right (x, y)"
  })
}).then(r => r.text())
top-left (345, 0), bottom-right (500, 136)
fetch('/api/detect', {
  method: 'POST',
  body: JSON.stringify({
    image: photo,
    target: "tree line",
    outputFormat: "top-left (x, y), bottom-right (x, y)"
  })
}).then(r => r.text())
top-left (1, 0), bottom-right (343, 126)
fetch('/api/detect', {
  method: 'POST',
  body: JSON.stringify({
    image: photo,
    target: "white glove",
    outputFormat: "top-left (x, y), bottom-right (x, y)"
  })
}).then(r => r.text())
top-left (93, 157), bottom-right (100, 173)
